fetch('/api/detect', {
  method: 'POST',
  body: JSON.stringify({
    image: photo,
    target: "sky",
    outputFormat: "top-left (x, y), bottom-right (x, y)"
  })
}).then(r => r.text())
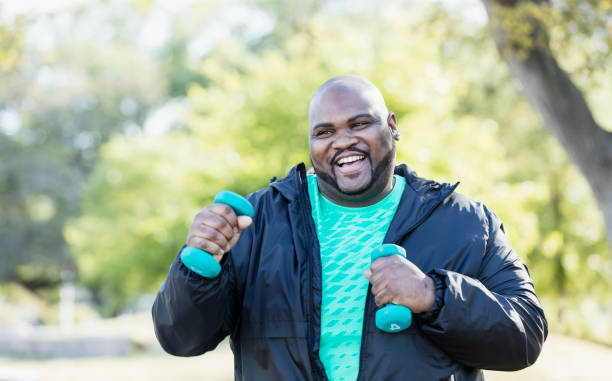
top-left (0, 0), bottom-right (488, 137)
top-left (1, 0), bottom-right (488, 24)
top-left (1, 0), bottom-right (86, 19)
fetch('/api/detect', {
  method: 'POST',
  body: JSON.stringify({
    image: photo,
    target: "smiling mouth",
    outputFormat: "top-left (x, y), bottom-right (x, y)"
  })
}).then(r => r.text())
top-left (335, 154), bottom-right (367, 167)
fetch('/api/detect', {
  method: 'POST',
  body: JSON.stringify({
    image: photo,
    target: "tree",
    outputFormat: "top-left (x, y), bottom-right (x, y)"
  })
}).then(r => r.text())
top-left (70, 1), bottom-right (610, 322)
top-left (482, 0), bottom-right (612, 252)
top-left (0, 4), bottom-right (165, 286)
top-left (22, 1), bottom-right (609, 340)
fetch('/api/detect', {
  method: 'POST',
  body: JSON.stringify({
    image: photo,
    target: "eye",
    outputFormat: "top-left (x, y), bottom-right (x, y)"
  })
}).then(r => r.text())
top-left (314, 129), bottom-right (333, 137)
top-left (352, 121), bottom-right (369, 128)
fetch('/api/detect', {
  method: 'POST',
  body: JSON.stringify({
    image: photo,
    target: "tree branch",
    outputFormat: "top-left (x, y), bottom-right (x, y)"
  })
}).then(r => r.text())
top-left (482, 0), bottom-right (612, 249)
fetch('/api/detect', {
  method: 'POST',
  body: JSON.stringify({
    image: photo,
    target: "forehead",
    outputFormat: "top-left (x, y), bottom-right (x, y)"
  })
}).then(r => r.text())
top-left (309, 85), bottom-right (384, 127)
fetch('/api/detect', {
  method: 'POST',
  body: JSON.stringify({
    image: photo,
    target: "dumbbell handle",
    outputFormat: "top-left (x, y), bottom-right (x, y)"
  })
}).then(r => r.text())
top-left (371, 244), bottom-right (413, 333)
top-left (180, 191), bottom-right (254, 278)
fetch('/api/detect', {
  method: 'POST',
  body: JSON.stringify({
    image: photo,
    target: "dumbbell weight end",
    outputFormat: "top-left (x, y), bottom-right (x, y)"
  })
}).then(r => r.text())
top-left (371, 244), bottom-right (413, 333)
top-left (180, 190), bottom-right (253, 278)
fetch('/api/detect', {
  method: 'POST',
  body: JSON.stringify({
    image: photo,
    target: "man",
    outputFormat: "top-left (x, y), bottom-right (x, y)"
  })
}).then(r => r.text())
top-left (152, 75), bottom-right (547, 380)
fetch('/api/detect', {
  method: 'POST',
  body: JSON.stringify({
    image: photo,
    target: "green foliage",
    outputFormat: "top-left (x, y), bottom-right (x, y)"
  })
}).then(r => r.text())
top-left (2, 0), bottom-right (611, 341)
top-left (0, 5), bottom-right (165, 284)
top-left (66, 2), bottom-right (612, 333)
top-left (489, 2), bottom-right (554, 59)
top-left (0, 16), bottom-right (25, 72)
top-left (66, 133), bottom-right (214, 315)
top-left (488, 0), bottom-right (612, 131)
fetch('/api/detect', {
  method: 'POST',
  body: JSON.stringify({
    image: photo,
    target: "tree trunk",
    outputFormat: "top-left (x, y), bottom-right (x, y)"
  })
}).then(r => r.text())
top-left (481, 0), bottom-right (612, 253)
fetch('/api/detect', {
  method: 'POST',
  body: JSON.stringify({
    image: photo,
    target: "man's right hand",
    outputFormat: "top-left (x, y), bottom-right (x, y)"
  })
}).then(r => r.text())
top-left (186, 203), bottom-right (253, 263)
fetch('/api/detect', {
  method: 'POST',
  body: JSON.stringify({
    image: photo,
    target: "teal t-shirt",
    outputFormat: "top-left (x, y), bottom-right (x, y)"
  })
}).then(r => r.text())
top-left (307, 173), bottom-right (406, 381)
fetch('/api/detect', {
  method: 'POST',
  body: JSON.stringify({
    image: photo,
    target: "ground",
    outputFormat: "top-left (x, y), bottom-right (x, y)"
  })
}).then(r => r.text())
top-left (1, 313), bottom-right (611, 380)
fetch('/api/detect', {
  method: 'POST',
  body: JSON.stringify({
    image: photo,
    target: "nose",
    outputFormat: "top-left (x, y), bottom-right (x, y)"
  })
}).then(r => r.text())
top-left (331, 128), bottom-right (359, 150)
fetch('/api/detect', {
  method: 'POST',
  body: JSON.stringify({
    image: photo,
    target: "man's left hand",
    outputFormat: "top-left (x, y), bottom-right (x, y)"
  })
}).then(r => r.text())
top-left (364, 255), bottom-right (436, 314)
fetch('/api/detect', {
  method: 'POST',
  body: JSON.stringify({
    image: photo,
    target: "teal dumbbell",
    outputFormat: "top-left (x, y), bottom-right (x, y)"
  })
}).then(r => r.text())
top-left (180, 190), bottom-right (254, 278)
top-left (371, 244), bottom-right (412, 333)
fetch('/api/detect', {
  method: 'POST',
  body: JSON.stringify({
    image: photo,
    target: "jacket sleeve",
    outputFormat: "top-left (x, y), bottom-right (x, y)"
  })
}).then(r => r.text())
top-left (152, 226), bottom-right (252, 356)
top-left (417, 206), bottom-right (548, 371)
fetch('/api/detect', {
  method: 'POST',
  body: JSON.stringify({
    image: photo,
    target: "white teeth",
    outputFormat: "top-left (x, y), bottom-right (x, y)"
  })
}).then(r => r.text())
top-left (337, 155), bottom-right (365, 165)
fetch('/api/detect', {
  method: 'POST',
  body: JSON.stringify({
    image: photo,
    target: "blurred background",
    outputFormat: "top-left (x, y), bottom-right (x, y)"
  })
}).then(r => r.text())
top-left (1, 0), bottom-right (611, 380)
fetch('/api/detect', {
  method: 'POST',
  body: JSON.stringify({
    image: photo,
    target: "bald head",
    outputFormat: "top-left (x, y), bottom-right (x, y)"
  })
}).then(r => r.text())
top-left (307, 75), bottom-right (399, 207)
top-left (309, 75), bottom-right (388, 127)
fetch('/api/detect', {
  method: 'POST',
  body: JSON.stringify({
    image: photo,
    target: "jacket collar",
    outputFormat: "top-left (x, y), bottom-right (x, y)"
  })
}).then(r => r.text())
top-left (269, 163), bottom-right (306, 201)
top-left (271, 161), bottom-right (458, 244)
top-left (385, 164), bottom-right (459, 243)
top-left (271, 163), bottom-right (457, 238)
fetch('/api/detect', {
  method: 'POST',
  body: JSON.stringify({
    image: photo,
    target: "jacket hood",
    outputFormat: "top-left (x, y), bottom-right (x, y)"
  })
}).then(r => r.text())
top-left (269, 163), bottom-right (306, 201)
top-left (386, 164), bottom-right (459, 243)
top-left (270, 163), bottom-right (459, 240)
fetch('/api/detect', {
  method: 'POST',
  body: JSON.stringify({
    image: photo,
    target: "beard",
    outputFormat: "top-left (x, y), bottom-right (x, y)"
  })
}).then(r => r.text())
top-left (311, 144), bottom-right (396, 196)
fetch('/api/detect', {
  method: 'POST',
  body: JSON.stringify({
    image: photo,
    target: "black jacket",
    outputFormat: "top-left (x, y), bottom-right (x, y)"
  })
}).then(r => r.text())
top-left (152, 163), bottom-right (547, 380)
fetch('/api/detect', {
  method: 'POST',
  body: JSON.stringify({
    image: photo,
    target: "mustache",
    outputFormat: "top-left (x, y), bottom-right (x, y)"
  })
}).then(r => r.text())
top-left (330, 147), bottom-right (370, 165)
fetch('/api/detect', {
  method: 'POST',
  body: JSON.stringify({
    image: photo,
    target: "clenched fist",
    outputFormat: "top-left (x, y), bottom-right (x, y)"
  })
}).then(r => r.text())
top-left (364, 254), bottom-right (436, 314)
top-left (186, 203), bottom-right (253, 262)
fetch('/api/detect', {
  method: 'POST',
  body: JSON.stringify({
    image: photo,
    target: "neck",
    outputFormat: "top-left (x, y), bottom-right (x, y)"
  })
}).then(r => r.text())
top-left (318, 174), bottom-right (395, 207)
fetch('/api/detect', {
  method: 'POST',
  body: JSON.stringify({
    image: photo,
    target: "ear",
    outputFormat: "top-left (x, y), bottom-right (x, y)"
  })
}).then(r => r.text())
top-left (387, 112), bottom-right (400, 141)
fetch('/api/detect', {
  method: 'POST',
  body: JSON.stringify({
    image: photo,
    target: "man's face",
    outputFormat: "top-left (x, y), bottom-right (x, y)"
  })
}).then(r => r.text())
top-left (309, 85), bottom-right (398, 205)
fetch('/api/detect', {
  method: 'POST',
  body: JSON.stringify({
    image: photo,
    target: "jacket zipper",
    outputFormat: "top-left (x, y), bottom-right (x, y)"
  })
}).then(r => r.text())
top-left (357, 285), bottom-right (372, 381)
top-left (297, 166), bottom-right (327, 381)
